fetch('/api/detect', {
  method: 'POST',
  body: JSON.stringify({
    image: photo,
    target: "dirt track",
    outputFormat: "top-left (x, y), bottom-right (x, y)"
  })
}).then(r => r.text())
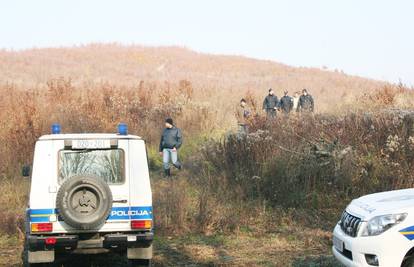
top-left (1, 233), bottom-right (340, 267)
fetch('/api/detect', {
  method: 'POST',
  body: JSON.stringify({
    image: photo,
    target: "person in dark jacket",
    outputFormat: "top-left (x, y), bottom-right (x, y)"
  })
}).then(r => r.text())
top-left (279, 90), bottom-right (293, 115)
top-left (159, 118), bottom-right (183, 176)
top-left (298, 89), bottom-right (314, 113)
top-left (262, 88), bottom-right (279, 119)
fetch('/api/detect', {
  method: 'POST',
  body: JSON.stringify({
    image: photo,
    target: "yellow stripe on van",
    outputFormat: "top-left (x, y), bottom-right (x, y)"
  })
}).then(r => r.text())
top-left (400, 231), bottom-right (414, 235)
top-left (30, 214), bottom-right (51, 217)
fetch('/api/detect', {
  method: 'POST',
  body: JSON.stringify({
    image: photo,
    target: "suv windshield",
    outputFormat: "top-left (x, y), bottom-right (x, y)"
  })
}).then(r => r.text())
top-left (58, 149), bottom-right (124, 184)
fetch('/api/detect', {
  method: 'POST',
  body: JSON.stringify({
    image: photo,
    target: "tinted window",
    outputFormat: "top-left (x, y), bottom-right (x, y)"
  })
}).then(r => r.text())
top-left (58, 149), bottom-right (124, 184)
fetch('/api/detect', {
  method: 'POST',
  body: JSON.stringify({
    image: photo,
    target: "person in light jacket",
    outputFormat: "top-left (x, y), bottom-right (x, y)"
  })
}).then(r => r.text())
top-left (159, 118), bottom-right (183, 176)
top-left (292, 91), bottom-right (300, 112)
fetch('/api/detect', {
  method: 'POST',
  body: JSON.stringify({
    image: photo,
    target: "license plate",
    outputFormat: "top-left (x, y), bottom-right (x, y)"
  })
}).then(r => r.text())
top-left (72, 139), bottom-right (111, 149)
top-left (333, 236), bottom-right (344, 253)
top-left (127, 235), bottom-right (137, 242)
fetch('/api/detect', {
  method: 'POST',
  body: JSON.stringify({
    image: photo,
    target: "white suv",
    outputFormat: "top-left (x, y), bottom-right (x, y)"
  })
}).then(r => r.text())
top-left (22, 124), bottom-right (153, 267)
top-left (333, 189), bottom-right (414, 267)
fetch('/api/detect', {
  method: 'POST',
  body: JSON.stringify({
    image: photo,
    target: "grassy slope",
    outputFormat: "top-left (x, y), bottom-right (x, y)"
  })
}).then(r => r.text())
top-left (0, 44), bottom-right (386, 112)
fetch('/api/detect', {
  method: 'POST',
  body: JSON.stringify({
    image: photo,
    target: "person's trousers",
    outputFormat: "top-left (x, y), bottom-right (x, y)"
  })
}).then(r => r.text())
top-left (238, 124), bottom-right (248, 137)
top-left (162, 148), bottom-right (181, 170)
top-left (266, 109), bottom-right (276, 119)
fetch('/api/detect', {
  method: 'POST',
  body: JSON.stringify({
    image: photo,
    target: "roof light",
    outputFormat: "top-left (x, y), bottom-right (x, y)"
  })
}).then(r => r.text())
top-left (51, 123), bottom-right (61, 134)
top-left (118, 123), bottom-right (128, 135)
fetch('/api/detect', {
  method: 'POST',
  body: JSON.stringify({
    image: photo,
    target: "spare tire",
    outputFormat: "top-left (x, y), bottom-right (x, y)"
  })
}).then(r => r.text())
top-left (56, 175), bottom-right (113, 230)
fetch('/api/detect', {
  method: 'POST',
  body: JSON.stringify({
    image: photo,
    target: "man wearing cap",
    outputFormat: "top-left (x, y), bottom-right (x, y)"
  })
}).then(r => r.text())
top-left (262, 88), bottom-right (279, 119)
top-left (159, 118), bottom-right (183, 177)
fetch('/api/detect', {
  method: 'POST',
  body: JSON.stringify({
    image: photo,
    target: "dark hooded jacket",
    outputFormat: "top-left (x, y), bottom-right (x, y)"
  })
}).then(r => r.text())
top-left (159, 127), bottom-right (183, 152)
top-left (299, 94), bottom-right (314, 112)
top-left (279, 95), bottom-right (293, 113)
top-left (263, 94), bottom-right (279, 110)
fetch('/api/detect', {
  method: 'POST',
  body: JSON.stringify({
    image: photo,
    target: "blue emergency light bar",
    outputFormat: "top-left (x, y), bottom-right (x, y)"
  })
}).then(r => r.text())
top-left (118, 123), bottom-right (128, 135)
top-left (51, 124), bottom-right (61, 134)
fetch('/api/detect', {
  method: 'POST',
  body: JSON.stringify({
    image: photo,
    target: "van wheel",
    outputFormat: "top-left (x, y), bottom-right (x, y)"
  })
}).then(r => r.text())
top-left (127, 259), bottom-right (152, 267)
top-left (403, 256), bottom-right (414, 267)
top-left (56, 175), bottom-right (113, 230)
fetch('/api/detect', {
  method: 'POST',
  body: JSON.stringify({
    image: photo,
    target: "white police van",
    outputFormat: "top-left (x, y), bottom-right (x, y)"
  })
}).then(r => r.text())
top-left (333, 189), bottom-right (414, 267)
top-left (22, 124), bottom-right (153, 267)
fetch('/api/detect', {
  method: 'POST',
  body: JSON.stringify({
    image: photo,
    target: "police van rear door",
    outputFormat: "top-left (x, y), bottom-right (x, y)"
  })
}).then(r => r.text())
top-left (103, 138), bottom-right (132, 229)
top-left (127, 139), bottom-right (153, 231)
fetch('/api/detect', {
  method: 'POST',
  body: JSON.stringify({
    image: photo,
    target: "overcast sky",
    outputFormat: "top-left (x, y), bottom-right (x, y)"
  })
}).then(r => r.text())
top-left (1, 0), bottom-right (413, 85)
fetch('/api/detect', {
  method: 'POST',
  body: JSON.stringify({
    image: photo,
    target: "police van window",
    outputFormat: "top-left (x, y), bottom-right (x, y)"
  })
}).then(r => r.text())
top-left (58, 149), bottom-right (125, 184)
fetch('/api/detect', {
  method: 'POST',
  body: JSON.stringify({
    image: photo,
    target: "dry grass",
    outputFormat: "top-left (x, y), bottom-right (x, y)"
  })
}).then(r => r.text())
top-left (0, 179), bottom-right (28, 236)
top-left (152, 222), bottom-right (337, 266)
top-left (0, 235), bottom-right (21, 266)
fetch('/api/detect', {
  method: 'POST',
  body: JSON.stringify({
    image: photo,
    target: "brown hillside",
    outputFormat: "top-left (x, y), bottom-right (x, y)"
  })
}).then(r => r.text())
top-left (0, 44), bottom-right (386, 111)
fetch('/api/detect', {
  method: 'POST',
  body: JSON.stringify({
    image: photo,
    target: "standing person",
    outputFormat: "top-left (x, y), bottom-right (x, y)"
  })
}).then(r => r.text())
top-left (236, 98), bottom-right (251, 135)
top-left (159, 118), bottom-right (183, 177)
top-left (298, 89), bottom-right (314, 113)
top-left (292, 91), bottom-right (300, 112)
top-left (262, 88), bottom-right (279, 119)
top-left (279, 90), bottom-right (293, 115)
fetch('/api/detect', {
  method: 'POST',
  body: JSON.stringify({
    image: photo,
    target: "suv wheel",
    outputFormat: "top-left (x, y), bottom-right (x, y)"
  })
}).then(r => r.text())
top-left (56, 175), bottom-right (113, 230)
top-left (127, 259), bottom-right (152, 267)
top-left (403, 256), bottom-right (414, 267)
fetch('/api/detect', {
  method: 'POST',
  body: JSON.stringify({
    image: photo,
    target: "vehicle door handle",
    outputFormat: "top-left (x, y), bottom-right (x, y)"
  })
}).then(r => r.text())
top-left (112, 199), bottom-right (128, 203)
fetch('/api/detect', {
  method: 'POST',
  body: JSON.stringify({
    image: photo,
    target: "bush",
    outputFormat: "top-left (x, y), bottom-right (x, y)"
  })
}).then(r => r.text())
top-left (198, 111), bottom-right (414, 210)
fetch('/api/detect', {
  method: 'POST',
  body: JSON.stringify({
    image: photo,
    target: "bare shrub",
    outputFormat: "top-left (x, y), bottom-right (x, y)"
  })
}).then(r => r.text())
top-left (0, 79), bottom-right (215, 177)
top-left (198, 110), bottom-right (414, 211)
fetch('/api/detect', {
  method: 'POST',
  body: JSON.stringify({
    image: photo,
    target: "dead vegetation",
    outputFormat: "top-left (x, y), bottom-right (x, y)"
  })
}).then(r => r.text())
top-left (0, 46), bottom-right (413, 266)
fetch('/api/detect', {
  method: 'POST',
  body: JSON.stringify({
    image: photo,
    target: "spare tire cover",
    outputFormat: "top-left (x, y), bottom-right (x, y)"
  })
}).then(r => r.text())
top-left (56, 175), bottom-right (113, 230)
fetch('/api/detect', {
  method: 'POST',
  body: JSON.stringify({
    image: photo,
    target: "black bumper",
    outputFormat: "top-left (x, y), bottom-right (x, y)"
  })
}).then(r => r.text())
top-left (28, 232), bottom-right (154, 252)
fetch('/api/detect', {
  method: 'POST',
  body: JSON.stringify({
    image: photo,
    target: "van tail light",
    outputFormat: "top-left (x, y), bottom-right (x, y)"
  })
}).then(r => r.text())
top-left (45, 237), bottom-right (57, 245)
top-left (31, 223), bottom-right (53, 232)
top-left (131, 220), bottom-right (152, 230)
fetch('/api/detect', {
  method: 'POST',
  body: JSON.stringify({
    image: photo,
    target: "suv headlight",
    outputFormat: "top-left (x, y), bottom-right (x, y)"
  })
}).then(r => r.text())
top-left (361, 213), bottom-right (407, 236)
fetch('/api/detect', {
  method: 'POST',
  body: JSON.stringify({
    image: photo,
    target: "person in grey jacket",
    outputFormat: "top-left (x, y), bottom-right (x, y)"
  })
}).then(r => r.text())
top-left (159, 118), bottom-right (183, 176)
top-left (262, 88), bottom-right (279, 119)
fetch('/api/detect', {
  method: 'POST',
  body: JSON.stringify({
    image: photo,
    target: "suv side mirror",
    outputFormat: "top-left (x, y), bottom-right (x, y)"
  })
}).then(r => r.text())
top-left (22, 165), bottom-right (31, 177)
